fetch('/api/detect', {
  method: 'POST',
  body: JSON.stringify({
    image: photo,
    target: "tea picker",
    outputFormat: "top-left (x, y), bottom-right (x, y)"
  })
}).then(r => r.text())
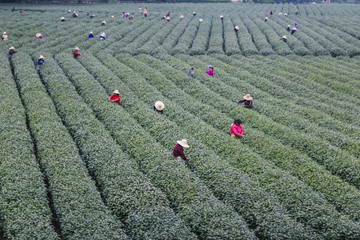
top-left (234, 26), bottom-right (239, 33)
top-left (108, 90), bottom-right (121, 105)
top-left (36, 55), bottom-right (46, 72)
top-left (206, 65), bottom-right (214, 76)
top-left (99, 32), bottom-right (106, 41)
top-left (60, 17), bottom-right (66, 22)
top-left (2, 32), bottom-right (8, 42)
top-left (153, 101), bottom-right (165, 114)
top-left (236, 94), bottom-right (253, 109)
top-left (88, 31), bottom-right (94, 39)
top-left (230, 119), bottom-right (244, 138)
top-left (8, 46), bottom-right (18, 60)
top-left (187, 68), bottom-right (196, 78)
top-left (173, 139), bottom-right (189, 163)
top-left (280, 35), bottom-right (287, 43)
top-left (73, 47), bottom-right (80, 59)
top-left (291, 27), bottom-right (297, 35)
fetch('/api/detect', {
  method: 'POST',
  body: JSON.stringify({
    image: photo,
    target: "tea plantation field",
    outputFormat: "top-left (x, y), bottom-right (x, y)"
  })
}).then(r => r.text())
top-left (0, 3), bottom-right (359, 239)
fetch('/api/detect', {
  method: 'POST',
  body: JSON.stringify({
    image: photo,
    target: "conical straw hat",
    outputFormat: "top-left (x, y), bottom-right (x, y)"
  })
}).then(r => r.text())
top-left (154, 101), bottom-right (165, 111)
top-left (243, 94), bottom-right (252, 100)
top-left (177, 139), bottom-right (189, 148)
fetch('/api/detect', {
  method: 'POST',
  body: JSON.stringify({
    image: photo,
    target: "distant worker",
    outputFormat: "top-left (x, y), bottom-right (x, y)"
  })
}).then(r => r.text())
top-left (220, 15), bottom-right (224, 23)
top-left (280, 35), bottom-right (287, 43)
top-left (73, 47), bottom-right (80, 59)
top-left (166, 17), bottom-right (170, 22)
top-left (101, 20), bottom-right (106, 26)
top-left (270, 9), bottom-right (273, 15)
top-left (68, 9), bottom-right (71, 13)
top-left (295, 11), bottom-right (299, 15)
top-left (206, 65), bottom-right (214, 76)
top-left (108, 90), bottom-right (121, 105)
top-left (264, 17), bottom-right (268, 23)
top-left (20, 9), bottom-right (23, 14)
top-left (90, 14), bottom-right (94, 19)
top-left (129, 16), bottom-right (133, 20)
top-left (87, 11), bottom-right (90, 16)
top-left (180, 15), bottom-right (184, 20)
top-left (8, 46), bottom-right (18, 60)
top-left (99, 32), bottom-right (106, 41)
top-left (278, 12), bottom-right (282, 16)
top-left (153, 101), bottom-right (165, 114)
top-left (199, 18), bottom-right (203, 22)
top-left (36, 55), bottom-right (46, 72)
top-left (2, 32), bottom-right (8, 42)
top-left (284, 13), bottom-right (288, 17)
top-left (144, 7), bottom-right (148, 17)
top-left (193, 11), bottom-right (196, 16)
top-left (89, 31), bottom-right (94, 39)
top-left (138, 7), bottom-right (142, 14)
top-left (173, 139), bottom-right (189, 162)
top-left (294, 22), bottom-right (299, 28)
top-left (236, 94), bottom-right (253, 108)
top-left (291, 27), bottom-right (297, 35)
top-left (230, 119), bottom-right (244, 138)
top-left (72, 11), bottom-right (78, 17)
top-left (187, 68), bottom-right (196, 78)
top-left (166, 12), bottom-right (170, 17)
top-left (36, 33), bottom-right (44, 39)
top-left (12, 7), bottom-right (15, 12)
top-left (286, 25), bottom-right (291, 32)
top-left (234, 26), bottom-right (239, 33)
top-left (60, 17), bottom-right (66, 22)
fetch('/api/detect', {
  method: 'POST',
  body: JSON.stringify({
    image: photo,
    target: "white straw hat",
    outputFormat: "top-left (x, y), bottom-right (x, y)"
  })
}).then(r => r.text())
top-left (102, 20), bottom-right (106, 24)
top-left (113, 89), bottom-right (119, 94)
top-left (180, 15), bottom-right (184, 19)
top-left (36, 33), bottom-right (41, 38)
top-left (90, 31), bottom-right (93, 34)
top-left (9, 46), bottom-right (15, 50)
top-left (287, 25), bottom-right (291, 27)
top-left (193, 12), bottom-right (196, 14)
top-left (177, 139), bottom-right (189, 148)
top-left (112, 16), bottom-right (114, 18)
top-left (39, 55), bottom-right (45, 59)
top-left (154, 101), bottom-right (165, 111)
top-left (243, 94), bottom-right (253, 100)
top-left (199, 18), bottom-right (203, 22)
top-left (282, 35), bottom-right (287, 39)
top-left (74, 47), bottom-right (79, 50)
top-left (208, 65), bottom-right (213, 68)
top-left (292, 27), bottom-right (297, 30)
top-left (68, 10), bottom-right (71, 12)
top-left (235, 26), bottom-right (239, 30)
top-left (220, 15), bottom-right (223, 18)
top-left (3, 32), bottom-right (7, 35)
top-left (61, 17), bottom-right (65, 20)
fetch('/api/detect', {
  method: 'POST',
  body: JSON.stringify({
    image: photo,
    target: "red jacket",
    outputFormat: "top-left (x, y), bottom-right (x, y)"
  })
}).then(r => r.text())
top-left (173, 144), bottom-right (188, 160)
top-left (73, 50), bottom-right (80, 59)
top-left (108, 95), bottom-right (120, 105)
top-left (231, 123), bottom-right (243, 138)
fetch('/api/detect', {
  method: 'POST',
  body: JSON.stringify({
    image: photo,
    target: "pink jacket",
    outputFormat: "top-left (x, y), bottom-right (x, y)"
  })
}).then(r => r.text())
top-left (231, 123), bottom-right (243, 137)
top-left (206, 68), bottom-right (213, 76)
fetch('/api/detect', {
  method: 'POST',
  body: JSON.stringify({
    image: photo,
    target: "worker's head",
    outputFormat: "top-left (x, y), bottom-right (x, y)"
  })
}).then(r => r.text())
top-left (74, 47), bottom-right (79, 51)
top-left (190, 68), bottom-right (194, 71)
top-left (3, 32), bottom-right (7, 35)
top-left (234, 119), bottom-right (242, 125)
top-left (9, 46), bottom-right (15, 50)
top-left (208, 65), bottom-right (213, 69)
top-left (113, 89), bottom-right (120, 95)
top-left (90, 31), bottom-right (93, 34)
top-left (243, 94), bottom-right (252, 101)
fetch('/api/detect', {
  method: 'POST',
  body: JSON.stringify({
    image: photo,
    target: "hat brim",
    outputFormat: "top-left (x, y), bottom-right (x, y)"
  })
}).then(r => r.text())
top-left (155, 105), bottom-right (164, 111)
top-left (244, 97), bottom-right (253, 100)
top-left (177, 141), bottom-right (189, 148)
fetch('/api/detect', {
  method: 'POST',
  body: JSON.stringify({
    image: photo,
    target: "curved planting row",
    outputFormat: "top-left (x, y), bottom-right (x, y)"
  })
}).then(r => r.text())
top-left (54, 52), bottom-right (257, 240)
top-left (0, 54), bottom-right (58, 239)
top-left (114, 53), bottom-right (360, 238)
top-left (11, 53), bottom-right (127, 240)
top-left (35, 54), bottom-right (197, 240)
top-left (79, 52), bottom-right (317, 240)
top-left (148, 53), bottom-right (360, 222)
